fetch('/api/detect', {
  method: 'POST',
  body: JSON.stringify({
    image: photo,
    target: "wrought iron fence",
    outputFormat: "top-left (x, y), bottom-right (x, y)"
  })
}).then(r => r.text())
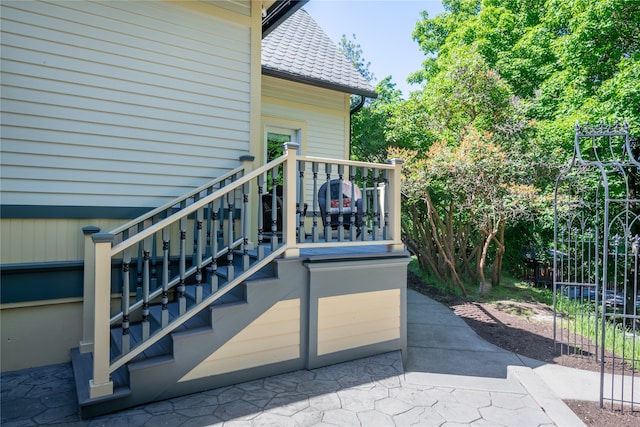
top-left (554, 122), bottom-right (639, 411)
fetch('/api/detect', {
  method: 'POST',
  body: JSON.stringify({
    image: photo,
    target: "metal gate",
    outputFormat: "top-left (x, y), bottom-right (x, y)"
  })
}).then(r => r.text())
top-left (554, 122), bottom-right (639, 411)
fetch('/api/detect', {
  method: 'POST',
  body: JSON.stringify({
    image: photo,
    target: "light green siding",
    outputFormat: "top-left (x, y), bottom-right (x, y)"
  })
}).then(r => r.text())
top-left (262, 76), bottom-right (349, 160)
top-left (1, 1), bottom-right (252, 208)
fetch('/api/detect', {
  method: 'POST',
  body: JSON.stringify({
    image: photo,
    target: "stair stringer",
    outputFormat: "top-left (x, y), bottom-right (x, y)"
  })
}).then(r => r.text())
top-left (121, 257), bottom-right (309, 409)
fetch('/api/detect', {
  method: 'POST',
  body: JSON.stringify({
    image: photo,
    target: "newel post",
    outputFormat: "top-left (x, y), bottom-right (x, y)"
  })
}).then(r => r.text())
top-left (80, 226), bottom-right (100, 354)
top-left (386, 158), bottom-right (404, 252)
top-left (283, 142), bottom-right (300, 257)
top-left (90, 232), bottom-right (114, 398)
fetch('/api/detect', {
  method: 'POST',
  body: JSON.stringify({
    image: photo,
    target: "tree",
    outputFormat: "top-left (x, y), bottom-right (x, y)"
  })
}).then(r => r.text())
top-left (409, 0), bottom-right (481, 84)
top-left (351, 77), bottom-right (403, 163)
top-left (394, 128), bottom-right (538, 296)
top-left (401, 0), bottom-right (638, 291)
top-left (348, 0), bottom-right (637, 295)
top-left (412, 0), bottom-right (640, 146)
top-left (339, 33), bottom-right (375, 83)
top-left (337, 32), bottom-right (412, 163)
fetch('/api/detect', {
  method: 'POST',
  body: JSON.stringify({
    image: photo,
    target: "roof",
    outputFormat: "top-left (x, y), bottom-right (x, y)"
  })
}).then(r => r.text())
top-left (262, 8), bottom-right (377, 98)
top-left (262, 0), bottom-right (308, 38)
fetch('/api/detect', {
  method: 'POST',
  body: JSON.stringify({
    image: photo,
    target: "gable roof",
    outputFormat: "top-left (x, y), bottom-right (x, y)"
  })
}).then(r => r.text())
top-left (262, 8), bottom-right (377, 98)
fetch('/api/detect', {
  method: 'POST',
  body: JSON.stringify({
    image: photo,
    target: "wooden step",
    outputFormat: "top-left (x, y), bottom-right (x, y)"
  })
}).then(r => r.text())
top-left (70, 348), bottom-right (132, 419)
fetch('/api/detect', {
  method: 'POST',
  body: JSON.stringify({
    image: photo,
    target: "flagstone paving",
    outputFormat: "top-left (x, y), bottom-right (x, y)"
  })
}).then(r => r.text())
top-left (1, 290), bottom-right (585, 426)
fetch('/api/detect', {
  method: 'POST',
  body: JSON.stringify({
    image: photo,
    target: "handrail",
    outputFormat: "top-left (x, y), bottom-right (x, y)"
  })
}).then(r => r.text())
top-left (109, 157), bottom-right (287, 257)
top-left (109, 164), bottom-right (247, 236)
top-left (298, 155), bottom-right (397, 169)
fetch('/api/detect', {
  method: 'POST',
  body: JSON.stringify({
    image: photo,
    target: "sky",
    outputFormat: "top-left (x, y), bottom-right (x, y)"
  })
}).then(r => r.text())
top-left (303, 0), bottom-right (445, 98)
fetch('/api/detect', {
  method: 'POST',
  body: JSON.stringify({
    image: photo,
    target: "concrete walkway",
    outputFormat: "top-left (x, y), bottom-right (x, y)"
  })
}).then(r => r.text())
top-left (1, 289), bottom-right (594, 426)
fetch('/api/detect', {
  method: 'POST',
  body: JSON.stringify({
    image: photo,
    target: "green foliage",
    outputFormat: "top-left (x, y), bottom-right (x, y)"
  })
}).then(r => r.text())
top-left (478, 276), bottom-right (555, 306)
top-left (555, 293), bottom-right (640, 370)
top-left (399, 0), bottom-right (637, 289)
top-left (393, 127), bottom-right (541, 296)
top-left (338, 33), bottom-right (375, 83)
top-left (350, 77), bottom-right (404, 162)
top-left (412, 0), bottom-right (640, 147)
top-left (350, 0), bottom-right (638, 294)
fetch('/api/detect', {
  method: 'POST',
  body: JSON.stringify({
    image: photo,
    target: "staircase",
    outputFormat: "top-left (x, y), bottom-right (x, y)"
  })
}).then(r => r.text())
top-left (71, 146), bottom-right (407, 418)
top-left (72, 248), bottom-right (298, 418)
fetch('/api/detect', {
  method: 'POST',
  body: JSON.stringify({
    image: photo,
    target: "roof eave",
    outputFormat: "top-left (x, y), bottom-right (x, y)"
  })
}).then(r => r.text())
top-left (262, 0), bottom-right (310, 38)
top-left (262, 67), bottom-right (377, 99)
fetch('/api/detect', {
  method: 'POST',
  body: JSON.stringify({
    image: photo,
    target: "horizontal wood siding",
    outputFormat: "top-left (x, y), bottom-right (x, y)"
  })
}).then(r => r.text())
top-left (262, 76), bottom-right (348, 160)
top-left (1, 300), bottom-right (83, 372)
top-left (1, 1), bottom-right (251, 208)
top-left (180, 299), bottom-right (300, 381)
top-left (204, 0), bottom-right (251, 16)
top-left (317, 289), bottom-right (401, 355)
top-left (0, 218), bottom-right (127, 264)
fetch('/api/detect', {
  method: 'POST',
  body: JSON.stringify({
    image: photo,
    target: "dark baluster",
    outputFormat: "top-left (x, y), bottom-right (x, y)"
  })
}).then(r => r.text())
top-left (178, 212), bottom-right (187, 315)
top-left (121, 250), bottom-right (131, 355)
top-left (270, 166), bottom-right (279, 251)
top-left (208, 199), bottom-right (220, 293)
top-left (161, 227), bottom-right (169, 328)
top-left (372, 168), bottom-right (380, 241)
top-left (360, 167), bottom-right (368, 241)
top-left (192, 193), bottom-right (200, 265)
top-left (218, 185), bottom-right (225, 253)
top-left (349, 167), bottom-right (356, 241)
top-left (312, 162), bottom-right (319, 243)
top-left (136, 223), bottom-right (143, 301)
top-left (226, 188), bottom-right (235, 281)
top-left (298, 160), bottom-right (305, 243)
top-left (242, 182), bottom-right (250, 270)
top-left (194, 208), bottom-right (203, 303)
top-left (141, 242), bottom-right (150, 340)
top-left (383, 168), bottom-right (389, 240)
top-left (337, 164), bottom-right (345, 242)
top-left (151, 230), bottom-right (157, 290)
top-left (324, 163), bottom-right (332, 241)
top-left (205, 188), bottom-right (213, 257)
top-left (257, 174), bottom-right (265, 260)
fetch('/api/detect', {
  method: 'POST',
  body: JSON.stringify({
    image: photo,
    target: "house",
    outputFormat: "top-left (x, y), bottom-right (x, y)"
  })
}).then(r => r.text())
top-left (0, 0), bottom-right (409, 417)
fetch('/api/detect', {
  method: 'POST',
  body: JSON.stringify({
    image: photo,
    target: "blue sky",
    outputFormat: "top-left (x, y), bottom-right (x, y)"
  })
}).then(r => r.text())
top-left (304, 0), bottom-right (445, 97)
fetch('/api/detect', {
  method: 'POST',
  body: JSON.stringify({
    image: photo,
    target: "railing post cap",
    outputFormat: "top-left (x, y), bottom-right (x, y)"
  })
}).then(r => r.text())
top-left (282, 142), bottom-right (300, 151)
top-left (82, 226), bottom-right (101, 235)
top-left (239, 155), bottom-right (255, 162)
top-left (92, 232), bottom-right (115, 244)
top-left (386, 158), bottom-right (404, 165)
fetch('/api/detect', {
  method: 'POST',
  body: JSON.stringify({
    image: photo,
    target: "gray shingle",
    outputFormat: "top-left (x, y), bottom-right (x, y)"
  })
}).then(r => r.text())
top-left (262, 9), bottom-right (377, 98)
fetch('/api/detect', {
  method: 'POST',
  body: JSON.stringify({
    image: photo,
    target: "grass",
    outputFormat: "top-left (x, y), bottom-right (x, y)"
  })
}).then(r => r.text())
top-left (556, 296), bottom-right (640, 370)
top-left (407, 258), bottom-right (553, 305)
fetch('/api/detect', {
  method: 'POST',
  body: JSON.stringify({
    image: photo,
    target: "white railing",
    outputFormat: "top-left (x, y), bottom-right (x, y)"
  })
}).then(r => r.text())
top-left (83, 143), bottom-right (404, 398)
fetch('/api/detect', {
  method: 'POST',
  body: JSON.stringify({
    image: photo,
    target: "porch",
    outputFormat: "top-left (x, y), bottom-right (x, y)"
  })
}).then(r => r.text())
top-left (73, 145), bottom-right (410, 417)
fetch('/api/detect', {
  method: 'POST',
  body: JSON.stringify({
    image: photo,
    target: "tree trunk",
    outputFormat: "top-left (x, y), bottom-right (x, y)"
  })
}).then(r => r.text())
top-left (478, 217), bottom-right (498, 297)
top-left (491, 219), bottom-right (506, 287)
top-left (403, 202), bottom-right (448, 284)
top-left (425, 193), bottom-right (467, 296)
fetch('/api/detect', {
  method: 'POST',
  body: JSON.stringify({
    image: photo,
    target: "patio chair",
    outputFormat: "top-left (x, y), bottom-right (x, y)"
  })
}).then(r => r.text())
top-left (261, 185), bottom-right (307, 238)
top-left (318, 179), bottom-right (363, 230)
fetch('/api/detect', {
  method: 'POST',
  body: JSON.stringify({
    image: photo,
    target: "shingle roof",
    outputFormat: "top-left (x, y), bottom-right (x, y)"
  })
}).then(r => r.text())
top-left (262, 9), bottom-right (377, 98)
